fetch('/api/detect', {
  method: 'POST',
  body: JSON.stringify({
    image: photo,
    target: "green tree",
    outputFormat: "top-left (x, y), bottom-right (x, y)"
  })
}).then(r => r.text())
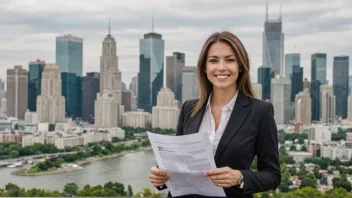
top-left (38, 162), bottom-right (48, 171)
top-left (301, 145), bottom-right (307, 152)
top-left (293, 187), bottom-right (323, 198)
top-left (300, 174), bottom-right (317, 189)
top-left (289, 145), bottom-right (296, 151)
top-left (325, 187), bottom-right (349, 198)
top-left (333, 174), bottom-right (352, 192)
top-left (63, 183), bottom-right (79, 197)
top-left (127, 185), bottom-right (133, 197)
top-left (9, 150), bottom-right (19, 158)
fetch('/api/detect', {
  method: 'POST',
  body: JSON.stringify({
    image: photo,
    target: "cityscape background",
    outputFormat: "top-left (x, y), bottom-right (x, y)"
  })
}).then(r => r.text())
top-left (1, 0), bottom-right (352, 197)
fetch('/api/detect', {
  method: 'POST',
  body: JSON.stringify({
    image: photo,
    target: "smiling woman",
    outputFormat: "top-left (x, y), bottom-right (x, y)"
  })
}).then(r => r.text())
top-left (149, 31), bottom-right (280, 198)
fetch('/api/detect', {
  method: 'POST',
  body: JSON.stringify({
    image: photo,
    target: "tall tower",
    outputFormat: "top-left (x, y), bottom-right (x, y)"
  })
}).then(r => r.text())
top-left (28, 59), bottom-right (46, 112)
top-left (6, 66), bottom-right (28, 119)
top-left (311, 53), bottom-right (327, 122)
top-left (95, 20), bottom-right (123, 128)
top-left (37, 64), bottom-right (66, 124)
top-left (295, 90), bottom-right (311, 126)
top-left (320, 85), bottom-right (336, 124)
top-left (166, 52), bottom-right (185, 103)
top-left (262, 1), bottom-right (284, 77)
top-left (333, 56), bottom-right (349, 119)
top-left (138, 23), bottom-right (165, 112)
top-left (271, 75), bottom-right (291, 125)
top-left (152, 88), bottom-right (179, 129)
top-left (56, 34), bottom-right (83, 118)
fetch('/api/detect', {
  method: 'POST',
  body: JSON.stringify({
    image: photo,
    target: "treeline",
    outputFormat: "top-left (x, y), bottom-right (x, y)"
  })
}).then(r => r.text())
top-left (255, 187), bottom-right (352, 198)
top-left (0, 182), bottom-right (163, 197)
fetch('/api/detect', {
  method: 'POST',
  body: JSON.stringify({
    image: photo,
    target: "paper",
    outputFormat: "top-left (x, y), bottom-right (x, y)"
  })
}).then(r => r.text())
top-left (147, 132), bottom-right (226, 197)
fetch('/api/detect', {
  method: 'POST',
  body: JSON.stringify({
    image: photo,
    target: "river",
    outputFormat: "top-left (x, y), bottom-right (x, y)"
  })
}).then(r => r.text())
top-left (0, 150), bottom-right (158, 194)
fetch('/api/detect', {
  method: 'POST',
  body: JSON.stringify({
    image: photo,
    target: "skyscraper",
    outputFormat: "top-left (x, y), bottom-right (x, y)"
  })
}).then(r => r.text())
top-left (262, 2), bottom-right (284, 76)
top-left (311, 53), bottom-right (327, 122)
top-left (320, 85), bottom-right (336, 124)
top-left (166, 52), bottom-right (185, 102)
top-left (303, 78), bottom-right (310, 93)
top-left (182, 66), bottom-right (198, 103)
top-left (56, 34), bottom-right (83, 118)
top-left (122, 90), bottom-right (132, 112)
top-left (56, 34), bottom-right (83, 77)
top-left (95, 24), bottom-right (122, 128)
top-left (138, 31), bottom-right (165, 112)
top-left (0, 78), bottom-right (6, 114)
top-left (285, 53), bottom-right (300, 78)
top-left (28, 59), bottom-right (45, 112)
top-left (291, 65), bottom-right (303, 102)
top-left (271, 75), bottom-right (291, 125)
top-left (311, 53), bottom-right (327, 85)
top-left (82, 72), bottom-right (100, 124)
top-left (129, 76), bottom-right (138, 111)
top-left (36, 64), bottom-right (65, 124)
top-left (295, 89), bottom-right (311, 126)
top-left (252, 83), bottom-right (262, 100)
top-left (333, 56), bottom-right (349, 119)
top-left (6, 66), bottom-right (28, 119)
top-left (152, 88), bottom-right (179, 129)
top-left (258, 66), bottom-right (272, 100)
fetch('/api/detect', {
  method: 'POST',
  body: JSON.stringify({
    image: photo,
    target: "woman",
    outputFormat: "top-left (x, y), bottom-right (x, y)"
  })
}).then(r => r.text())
top-left (149, 31), bottom-right (280, 197)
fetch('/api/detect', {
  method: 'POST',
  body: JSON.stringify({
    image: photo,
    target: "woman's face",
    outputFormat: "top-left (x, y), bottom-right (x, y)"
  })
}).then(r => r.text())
top-left (205, 41), bottom-right (239, 91)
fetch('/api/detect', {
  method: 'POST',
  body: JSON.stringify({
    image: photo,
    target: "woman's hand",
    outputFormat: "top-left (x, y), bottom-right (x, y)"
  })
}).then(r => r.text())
top-left (205, 167), bottom-right (242, 188)
top-left (149, 167), bottom-right (170, 187)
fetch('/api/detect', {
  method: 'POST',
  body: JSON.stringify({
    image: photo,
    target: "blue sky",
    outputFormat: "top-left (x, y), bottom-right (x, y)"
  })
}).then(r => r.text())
top-left (0, 0), bottom-right (351, 86)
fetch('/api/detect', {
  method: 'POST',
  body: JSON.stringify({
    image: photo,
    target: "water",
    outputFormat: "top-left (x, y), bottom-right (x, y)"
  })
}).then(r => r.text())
top-left (0, 150), bottom-right (157, 194)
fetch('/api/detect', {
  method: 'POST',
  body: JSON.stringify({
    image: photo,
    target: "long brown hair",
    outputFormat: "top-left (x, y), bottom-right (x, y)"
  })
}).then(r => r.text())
top-left (191, 31), bottom-right (255, 117)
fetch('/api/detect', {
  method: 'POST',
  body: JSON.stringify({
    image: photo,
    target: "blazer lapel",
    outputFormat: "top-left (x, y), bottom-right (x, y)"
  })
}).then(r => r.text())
top-left (185, 102), bottom-right (206, 135)
top-left (214, 93), bottom-right (251, 161)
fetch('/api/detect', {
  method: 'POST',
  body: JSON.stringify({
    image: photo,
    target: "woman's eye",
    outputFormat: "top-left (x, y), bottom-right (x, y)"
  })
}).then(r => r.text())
top-left (209, 59), bottom-right (217, 63)
top-left (227, 59), bottom-right (235, 62)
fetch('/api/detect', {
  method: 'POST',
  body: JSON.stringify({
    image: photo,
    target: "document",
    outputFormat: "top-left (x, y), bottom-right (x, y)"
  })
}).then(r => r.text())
top-left (147, 132), bottom-right (226, 197)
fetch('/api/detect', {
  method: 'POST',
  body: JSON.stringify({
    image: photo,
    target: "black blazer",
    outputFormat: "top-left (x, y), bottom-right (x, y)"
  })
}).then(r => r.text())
top-left (161, 92), bottom-right (281, 198)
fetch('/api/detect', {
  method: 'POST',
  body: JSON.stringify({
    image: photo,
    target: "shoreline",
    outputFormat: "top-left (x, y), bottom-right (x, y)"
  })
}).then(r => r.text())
top-left (11, 146), bottom-right (152, 176)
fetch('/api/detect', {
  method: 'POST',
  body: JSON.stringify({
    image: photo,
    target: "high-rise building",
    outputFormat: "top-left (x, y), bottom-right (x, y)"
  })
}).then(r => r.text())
top-left (182, 66), bottom-right (198, 103)
top-left (258, 66), bottom-right (272, 100)
top-left (0, 78), bottom-right (6, 114)
top-left (291, 65), bottom-right (303, 102)
top-left (311, 80), bottom-right (321, 122)
top-left (320, 85), bottom-right (336, 124)
top-left (95, 26), bottom-right (122, 128)
top-left (262, 3), bottom-right (284, 76)
top-left (285, 53), bottom-right (300, 78)
top-left (333, 56), bottom-right (349, 119)
top-left (95, 90), bottom-right (118, 128)
top-left (28, 59), bottom-right (45, 112)
top-left (36, 64), bottom-right (65, 124)
top-left (122, 82), bottom-right (126, 91)
top-left (152, 88), bottom-right (179, 129)
top-left (122, 90), bottom-right (132, 112)
top-left (138, 32), bottom-right (165, 112)
top-left (82, 72), bottom-right (100, 124)
top-left (349, 76), bottom-right (352, 94)
top-left (271, 75), bottom-right (291, 125)
top-left (303, 78), bottom-right (310, 93)
top-left (0, 78), bottom-right (5, 91)
top-left (252, 83), bottom-right (262, 100)
top-left (348, 94), bottom-right (352, 121)
top-left (166, 52), bottom-right (185, 102)
top-left (1, 99), bottom-right (6, 116)
top-left (56, 34), bottom-right (83, 118)
top-left (130, 76), bottom-right (138, 97)
top-left (311, 53), bottom-right (327, 85)
top-left (295, 89), bottom-right (311, 126)
top-left (56, 34), bottom-right (83, 77)
top-left (6, 66), bottom-right (28, 119)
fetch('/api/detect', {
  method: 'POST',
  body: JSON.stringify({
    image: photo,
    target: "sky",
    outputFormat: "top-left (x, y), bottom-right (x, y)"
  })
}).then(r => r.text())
top-left (0, 0), bottom-right (351, 86)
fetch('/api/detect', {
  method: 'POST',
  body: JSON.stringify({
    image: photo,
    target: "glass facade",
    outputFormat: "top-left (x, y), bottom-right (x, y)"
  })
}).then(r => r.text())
top-left (333, 56), bottom-right (349, 119)
top-left (311, 80), bottom-right (321, 121)
top-left (61, 72), bottom-right (82, 118)
top-left (28, 60), bottom-right (45, 111)
top-left (311, 53), bottom-right (327, 85)
top-left (56, 35), bottom-right (83, 118)
top-left (262, 20), bottom-right (284, 77)
top-left (285, 53), bottom-right (300, 79)
top-left (138, 33), bottom-right (165, 112)
top-left (291, 65), bottom-right (303, 102)
top-left (258, 66), bottom-right (272, 101)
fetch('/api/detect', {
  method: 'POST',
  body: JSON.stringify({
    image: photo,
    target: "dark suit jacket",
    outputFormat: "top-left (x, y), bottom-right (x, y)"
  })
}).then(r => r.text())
top-left (159, 92), bottom-right (281, 198)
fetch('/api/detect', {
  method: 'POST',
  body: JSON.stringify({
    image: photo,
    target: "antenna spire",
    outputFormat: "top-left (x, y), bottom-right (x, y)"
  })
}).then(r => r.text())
top-left (108, 18), bottom-right (111, 35)
top-left (266, 0), bottom-right (268, 20)
top-left (279, 3), bottom-right (282, 20)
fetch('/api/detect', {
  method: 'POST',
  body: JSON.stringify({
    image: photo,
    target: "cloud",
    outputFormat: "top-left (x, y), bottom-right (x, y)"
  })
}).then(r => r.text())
top-left (0, 0), bottom-right (351, 86)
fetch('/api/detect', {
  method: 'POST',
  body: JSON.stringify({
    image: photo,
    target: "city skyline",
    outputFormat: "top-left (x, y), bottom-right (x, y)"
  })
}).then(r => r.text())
top-left (1, 0), bottom-right (351, 86)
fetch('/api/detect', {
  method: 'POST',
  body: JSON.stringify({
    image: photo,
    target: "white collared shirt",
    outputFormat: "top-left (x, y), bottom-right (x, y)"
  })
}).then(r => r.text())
top-left (197, 91), bottom-right (239, 155)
